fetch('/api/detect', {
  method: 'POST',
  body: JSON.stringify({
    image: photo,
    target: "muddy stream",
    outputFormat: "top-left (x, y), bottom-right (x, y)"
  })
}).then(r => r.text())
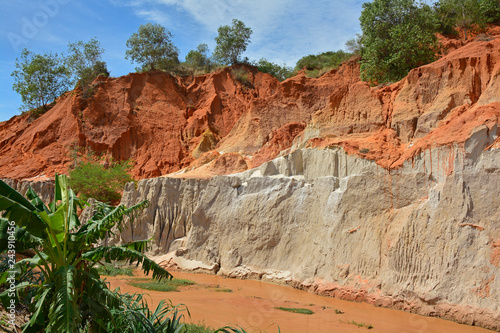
top-left (106, 271), bottom-right (494, 333)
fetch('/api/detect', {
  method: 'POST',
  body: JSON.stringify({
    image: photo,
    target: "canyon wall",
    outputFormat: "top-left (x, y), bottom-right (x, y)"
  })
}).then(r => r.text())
top-left (2, 27), bottom-right (500, 332)
top-left (119, 127), bottom-right (499, 330)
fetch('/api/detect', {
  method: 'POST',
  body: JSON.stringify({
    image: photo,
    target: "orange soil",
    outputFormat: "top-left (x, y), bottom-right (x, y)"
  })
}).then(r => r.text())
top-left (1, 29), bottom-right (500, 180)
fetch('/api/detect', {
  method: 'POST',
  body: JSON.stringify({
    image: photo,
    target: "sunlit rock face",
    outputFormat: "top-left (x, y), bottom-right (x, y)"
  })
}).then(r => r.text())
top-left (120, 140), bottom-right (499, 330)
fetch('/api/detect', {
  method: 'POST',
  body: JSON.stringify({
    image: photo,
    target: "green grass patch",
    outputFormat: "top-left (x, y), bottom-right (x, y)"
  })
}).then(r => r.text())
top-left (342, 320), bottom-right (373, 329)
top-left (128, 278), bottom-right (195, 292)
top-left (275, 307), bottom-right (314, 315)
top-left (181, 322), bottom-right (213, 333)
top-left (213, 288), bottom-right (232, 293)
top-left (208, 285), bottom-right (233, 293)
top-left (97, 263), bottom-right (134, 276)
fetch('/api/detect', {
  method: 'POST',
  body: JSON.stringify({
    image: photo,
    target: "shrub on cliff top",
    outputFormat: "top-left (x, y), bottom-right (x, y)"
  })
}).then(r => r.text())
top-left (360, 0), bottom-right (440, 84)
top-left (295, 50), bottom-right (352, 71)
top-left (253, 58), bottom-right (294, 81)
top-left (66, 38), bottom-right (109, 98)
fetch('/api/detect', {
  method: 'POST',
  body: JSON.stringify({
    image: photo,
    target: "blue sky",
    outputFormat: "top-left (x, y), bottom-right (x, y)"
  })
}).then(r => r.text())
top-left (0, 0), bottom-right (364, 122)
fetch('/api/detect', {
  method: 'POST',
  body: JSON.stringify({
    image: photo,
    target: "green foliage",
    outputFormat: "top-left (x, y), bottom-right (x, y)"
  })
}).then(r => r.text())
top-left (129, 278), bottom-right (195, 292)
top-left (345, 34), bottom-right (363, 55)
top-left (343, 320), bottom-right (374, 329)
top-left (274, 307), bottom-right (314, 315)
top-left (66, 38), bottom-right (109, 97)
top-left (305, 69), bottom-right (321, 78)
top-left (295, 50), bottom-right (352, 71)
top-left (434, 0), bottom-right (500, 39)
top-left (212, 288), bottom-right (232, 293)
top-left (434, 0), bottom-right (483, 39)
top-left (97, 262), bottom-right (134, 276)
top-left (479, 0), bottom-right (500, 23)
top-left (253, 58), bottom-right (293, 81)
top-left (181, 323), bottom-right (213, 333)
top-left (360, 0), bottom-right (440, 84)
top-left (185, 43), bottom-right (212, 73)
top-left (68, 155), bottom-right (134, 203)
top-left (104, 294), bottom-right (188, 333)
top-left (294, 50), bottom-right (352, 78)
top-left (433, 0), bottom-right (461, 35)
top-left (230, 67), bottom-right (253, 88)
top-left (0, 254), bottom-right (44, 307)
top-left (0, 174), bottom-right (172, 332)
top-left (11, 48), bottom-right (70, 112)
top-left (213, 19), bottom-right (253, 65)
top-left (126, 23), bottom-right (180, 71)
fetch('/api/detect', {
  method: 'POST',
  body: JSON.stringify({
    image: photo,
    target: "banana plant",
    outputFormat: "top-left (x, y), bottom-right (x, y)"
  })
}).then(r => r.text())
top-left (0, 174), bottom-right (172, 332)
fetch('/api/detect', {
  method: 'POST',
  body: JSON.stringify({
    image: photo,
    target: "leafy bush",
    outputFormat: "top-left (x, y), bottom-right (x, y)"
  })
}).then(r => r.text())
top-left (253, 58), bottom-right (293, 81)
top-left (185, 43), bottom-right (213, 74)
top-left (479, 0), bottom-right (500, 23)
top-left (345, 34), bottom-right (363, 55)
top-left (360, 0), bottom-right (440, 84)
top-left (295, 50), bottom-right (352, 71)
top-left (231, 67), bottom-right (253, 88)
top-left (434, 0), bottom-right (500, 39)
top-left (69, 154), bottom-right (134, 203)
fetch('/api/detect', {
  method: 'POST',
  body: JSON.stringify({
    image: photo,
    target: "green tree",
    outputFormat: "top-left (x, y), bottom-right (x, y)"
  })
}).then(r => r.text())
top-left (185, 43), bottom-right (211, 72)
top-left (435, 0), bottom-right (500, 39)
top-left (360, 0), bottom-right (440, 84)
top-left (479, 0), bottom-right (500, 23)
top-left (11, 49), bottom-right (70, 112)
top-left (213, 19), bottom-right (253, 65)
top-left (66, 38), bottom-right (109, 97)
top-left (434, 0), bottom-right (482, 40)
top-left (345, 34), bottom-right (363, 55)
top-left (125, 23), bottom-right (180, 71)
top-left (0, 175), bottom-right (171, 332)
top-left (253, 58), bottom-right (293, 81)
top-left (69, 156), bottom-right (134, 203)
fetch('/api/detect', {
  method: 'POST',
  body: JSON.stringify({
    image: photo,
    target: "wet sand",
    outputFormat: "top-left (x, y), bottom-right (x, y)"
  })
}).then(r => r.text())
top-left (106, 271), bottom-right (495, 333)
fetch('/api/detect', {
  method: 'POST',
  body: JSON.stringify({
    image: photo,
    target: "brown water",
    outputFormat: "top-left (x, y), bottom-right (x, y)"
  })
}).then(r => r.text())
top-left (106, 271), bottom-right (495, 333)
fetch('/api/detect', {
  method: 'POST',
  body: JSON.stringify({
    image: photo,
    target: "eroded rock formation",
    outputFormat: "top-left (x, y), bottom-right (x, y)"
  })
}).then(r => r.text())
top-left (121, 141), bottom-right (500, 330)
top-left (1, 28), bottom-right (500, 331)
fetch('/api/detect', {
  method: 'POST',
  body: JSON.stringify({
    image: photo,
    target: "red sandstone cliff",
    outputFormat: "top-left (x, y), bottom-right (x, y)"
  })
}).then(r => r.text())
top-left (0, 32), bottom-right (499, 180)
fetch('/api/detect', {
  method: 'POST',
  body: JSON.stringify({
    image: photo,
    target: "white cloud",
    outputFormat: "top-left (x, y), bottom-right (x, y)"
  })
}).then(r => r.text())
top-left (135, 9), bottom-right (171, 26)
top-left (111, 0), bottom-right (364, 65)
